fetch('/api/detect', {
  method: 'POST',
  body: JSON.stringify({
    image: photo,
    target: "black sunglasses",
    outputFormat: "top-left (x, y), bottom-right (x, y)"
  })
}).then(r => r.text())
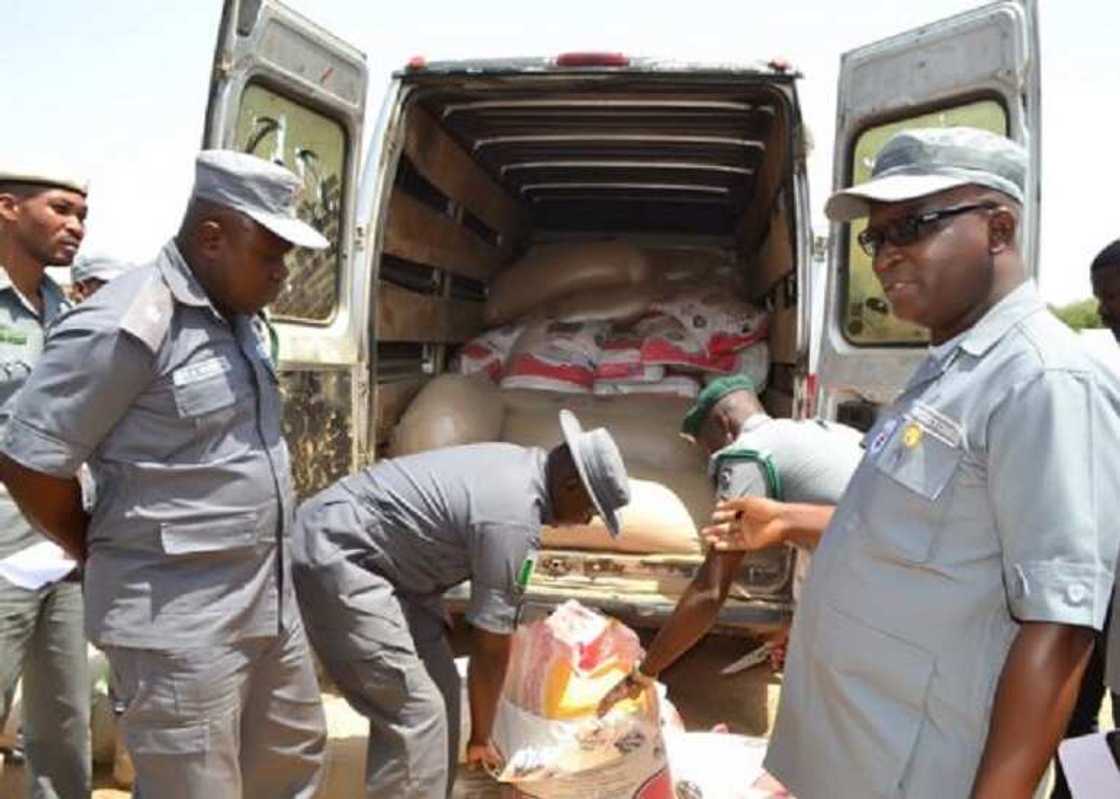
top-left (857, 202), bottom-right (998, 258)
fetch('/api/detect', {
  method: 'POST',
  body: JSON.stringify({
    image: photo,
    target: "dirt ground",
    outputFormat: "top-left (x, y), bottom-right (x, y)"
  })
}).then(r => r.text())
top-left (3, 633), bottom-right (1106, 797)
top-left (0, 635), bottom-right (782, 798)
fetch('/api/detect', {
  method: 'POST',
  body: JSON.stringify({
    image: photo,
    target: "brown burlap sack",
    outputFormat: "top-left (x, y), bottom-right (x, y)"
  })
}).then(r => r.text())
top-left (390, 374), bottom-right (504, 456)
top-left (498, 389), bottom-right (705, 473)
top-left (541, 465), bottom-right (713, 555)
top-left (484, 240), bottom-right (652, 326)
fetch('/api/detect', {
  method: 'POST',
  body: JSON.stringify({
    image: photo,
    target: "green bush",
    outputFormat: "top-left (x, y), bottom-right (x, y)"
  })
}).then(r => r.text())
top-left (1049, 298), bottom-right (1102, 331)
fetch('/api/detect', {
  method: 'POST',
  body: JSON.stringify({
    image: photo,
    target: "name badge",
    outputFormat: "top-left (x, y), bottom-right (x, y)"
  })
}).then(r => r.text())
top-left (910, 402), bottom-right (964, 449)
top-left (172, 356), bottom-right (230, 387)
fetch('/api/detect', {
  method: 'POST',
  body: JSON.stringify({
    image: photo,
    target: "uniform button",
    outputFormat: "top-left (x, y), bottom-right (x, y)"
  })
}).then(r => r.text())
top-left (1066, 583), bottom-right (1088, 604)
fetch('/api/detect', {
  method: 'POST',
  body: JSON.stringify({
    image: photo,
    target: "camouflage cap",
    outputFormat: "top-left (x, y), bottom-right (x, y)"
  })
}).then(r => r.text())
top-left (825, 127), bottom-right (1027, 222)
top-left (680, 375), bottom-right (757, 437)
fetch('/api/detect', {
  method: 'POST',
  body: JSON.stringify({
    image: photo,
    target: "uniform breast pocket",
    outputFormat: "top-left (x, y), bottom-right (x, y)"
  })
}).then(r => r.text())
top-left (865, 418), bottom-right (964, 563)
top-left (171, 356), bottom-right (237, 418)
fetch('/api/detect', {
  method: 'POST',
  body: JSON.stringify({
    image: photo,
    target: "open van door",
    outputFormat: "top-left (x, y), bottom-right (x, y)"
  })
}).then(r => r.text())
top-left (204, 0), bottom-right (370, 497)
top-left (817, 1), bottom-right (1039, 426)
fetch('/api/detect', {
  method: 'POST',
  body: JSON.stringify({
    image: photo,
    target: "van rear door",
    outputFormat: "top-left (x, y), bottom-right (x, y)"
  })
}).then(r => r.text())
top-left (817, 1), bottom-right (1040, 423)
top-left (204, 0), bottom-right (370, 496)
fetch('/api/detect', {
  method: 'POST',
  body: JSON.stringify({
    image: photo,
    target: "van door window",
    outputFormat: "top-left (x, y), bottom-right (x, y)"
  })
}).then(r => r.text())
top-left (842, 98), bottom-right (1007, 345)
top-left (234, 82), bottom-right (347, 323)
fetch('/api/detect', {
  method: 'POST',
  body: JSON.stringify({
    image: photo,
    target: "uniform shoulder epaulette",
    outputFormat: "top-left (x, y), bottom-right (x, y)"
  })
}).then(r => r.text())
top-left (119, 272), bottom-right (174, 354)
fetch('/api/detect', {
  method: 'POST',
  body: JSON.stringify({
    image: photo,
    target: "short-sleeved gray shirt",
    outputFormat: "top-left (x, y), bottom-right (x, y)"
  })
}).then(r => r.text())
top-left (328, 443), bottom-right (552, 635)
top-left (0, 267), bottom-right (69, 560)
top-left (0, 241), bottom-right (295, 649)
top-left (710, 416), bottom-right (863, 505)
top-left (766, 282), bottom-right (1120, 799)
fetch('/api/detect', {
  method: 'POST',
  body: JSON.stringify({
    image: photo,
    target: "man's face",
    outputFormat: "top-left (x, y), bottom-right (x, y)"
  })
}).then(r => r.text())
top-left (865, 188), bottom-right (998, 340)
top-left (204, 216), bottom-right (293, 316)
top-left (0, 187), bottom-right (87, 266)
top-left (1092, 266), bottom-right (1120, 343)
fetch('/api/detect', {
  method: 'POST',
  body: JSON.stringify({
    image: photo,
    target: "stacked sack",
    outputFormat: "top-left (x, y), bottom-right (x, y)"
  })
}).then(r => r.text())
top-left (456, 239), bottom-right (770, 399)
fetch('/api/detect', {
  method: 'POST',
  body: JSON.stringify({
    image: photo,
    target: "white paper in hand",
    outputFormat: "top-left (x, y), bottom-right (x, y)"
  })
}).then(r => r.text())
top-left (0, 540), bottom-right (75, 590)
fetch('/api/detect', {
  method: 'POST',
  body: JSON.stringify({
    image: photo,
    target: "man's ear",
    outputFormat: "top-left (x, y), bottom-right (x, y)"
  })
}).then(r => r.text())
top-left (0, 192), bottom-right (21, 224)
top-left (988, 207), bottom-right (1018, 253)
top-left (196, 219), bottom-right (226, 259)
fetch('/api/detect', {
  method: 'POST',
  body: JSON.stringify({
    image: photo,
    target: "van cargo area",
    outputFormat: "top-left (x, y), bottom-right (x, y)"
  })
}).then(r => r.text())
top-left (368, 63), bottom-right (809, 633)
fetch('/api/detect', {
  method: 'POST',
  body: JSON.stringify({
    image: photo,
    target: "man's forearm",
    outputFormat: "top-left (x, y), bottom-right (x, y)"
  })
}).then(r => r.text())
top-left (0, 454), bottom-right (88, 560)
top-left (970, 622), bottom-right (1095, 799)
top-left (776, 503), bottom-right (833, 551)
top-left (640, 550), bottom-right (745, 677)
top-left (468, 628), bottom-right (513, 744)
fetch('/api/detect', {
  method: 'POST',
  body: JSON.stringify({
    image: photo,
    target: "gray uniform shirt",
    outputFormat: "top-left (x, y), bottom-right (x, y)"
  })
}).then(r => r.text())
top-left (0, 241), bottom-right (295, 649)
top-left (711, 415), bottom-right (863, 505)
top-left (766, 283), bottom-right (1120, 799)
top-left (333, 443), bottom-right (551, 635)
top-left (0, 267), bottom-right (69, 560)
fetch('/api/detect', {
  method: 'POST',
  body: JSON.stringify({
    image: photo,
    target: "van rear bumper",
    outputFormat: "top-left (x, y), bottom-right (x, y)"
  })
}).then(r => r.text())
top-left (443, 583), bottom-right (792, 637)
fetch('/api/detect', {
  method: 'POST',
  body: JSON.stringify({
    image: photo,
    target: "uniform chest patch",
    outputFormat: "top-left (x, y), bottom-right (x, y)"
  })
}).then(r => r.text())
top-left (0, 326), bottom-right (28, 346)
top-left (173, 356), bottom-right (230, 387)
top-left (868, 417), bottom-right (900, 456)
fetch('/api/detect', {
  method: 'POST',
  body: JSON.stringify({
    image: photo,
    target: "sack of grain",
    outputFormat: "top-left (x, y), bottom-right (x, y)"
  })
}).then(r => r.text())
top-left (501, 320), bottom-right (608, 394)
top-left (635, 314), bottom-right (736, 373)
top-left (702, 340), bottom-right (771, 389)
top-left (543, 280), bottom-right (666, 325)
top-left (485, 240), bottom-right (652, 326)
top-left (593, 375), bottom-right (701, 400)
top-left (595, 334), bottom-right (664, 383)
top-left (499, 390), bottom-right (706, 474)
top-left (389, 374), bottom-right (504, 456)
top-left (542, 468), bottom-right (711, 555)
top-left (652, 284), bottom-right (768, 358)
top-left (455, 322), bottom-right (523, 381)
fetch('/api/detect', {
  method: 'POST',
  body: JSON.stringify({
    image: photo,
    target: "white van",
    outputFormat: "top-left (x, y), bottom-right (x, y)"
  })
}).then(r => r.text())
top-left (202, 0), bottom-right (1040, 638)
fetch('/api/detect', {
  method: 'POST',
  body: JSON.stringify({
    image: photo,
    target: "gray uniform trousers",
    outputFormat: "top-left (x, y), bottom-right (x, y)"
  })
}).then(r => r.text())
top-left (291, 490), bottom-right (460, 799)
top-left (102, 613), bottom-right (326, 799)
top-left (0, 577), bottom-right (90, 799)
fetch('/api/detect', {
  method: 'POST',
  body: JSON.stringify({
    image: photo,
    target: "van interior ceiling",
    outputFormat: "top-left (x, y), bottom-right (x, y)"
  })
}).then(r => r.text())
top-left (374, 71), bottom-right (802, 454)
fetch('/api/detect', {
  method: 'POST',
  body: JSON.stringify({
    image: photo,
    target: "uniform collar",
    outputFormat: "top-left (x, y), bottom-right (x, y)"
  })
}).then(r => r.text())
top-left (956, 281), bottom-right (1044, 359)
top-left (0, 263), bottom-right (67, 321)
top-left (156, 240), bottom-right (221, 315)
top-left (533, 447), bottom-right (554, 525)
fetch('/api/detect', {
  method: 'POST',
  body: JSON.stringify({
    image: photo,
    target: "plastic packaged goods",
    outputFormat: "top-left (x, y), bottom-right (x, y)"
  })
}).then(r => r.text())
top-left (595, 334), bottom-right (663, 383)
top-left (494, 601), bottom-right (674, 798)
top-left (389, 374), bottom-right (504, 456)
top-left (485, 240), bottom-right (652, 326)
top-left (703, 340), bottom-right (770, 392)
top-left (652, 285), bottom-right (769, 358)
top-left (501, 320), bottom-right (609, 394)
top-left (635, 314), bottom-right (737, 373)
top-left (455, 323), bottom-right (523, 381)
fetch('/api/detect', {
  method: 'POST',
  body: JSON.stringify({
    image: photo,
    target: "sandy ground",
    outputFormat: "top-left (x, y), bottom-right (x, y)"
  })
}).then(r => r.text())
top-left (0, 635), bottom-right (782, 798)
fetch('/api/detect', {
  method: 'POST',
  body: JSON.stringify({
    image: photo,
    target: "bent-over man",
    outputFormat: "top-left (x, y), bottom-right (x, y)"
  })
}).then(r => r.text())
top-left (291, 410), bottom-right (629, 799)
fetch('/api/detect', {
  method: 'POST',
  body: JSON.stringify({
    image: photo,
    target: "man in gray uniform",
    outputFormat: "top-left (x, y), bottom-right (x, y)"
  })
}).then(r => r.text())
top-left (707, 128), bottom-right (1120, 799)
top-left (0, 151), bottom-right (331, 798)
top-left (69, 254), bottom-right (130, 303)
top-left (598, 375), bottom-right (861, 714)
top-left (0, 164), bottom-right (90, 798)
top-left (291, 410), bottom-right (630, 798)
